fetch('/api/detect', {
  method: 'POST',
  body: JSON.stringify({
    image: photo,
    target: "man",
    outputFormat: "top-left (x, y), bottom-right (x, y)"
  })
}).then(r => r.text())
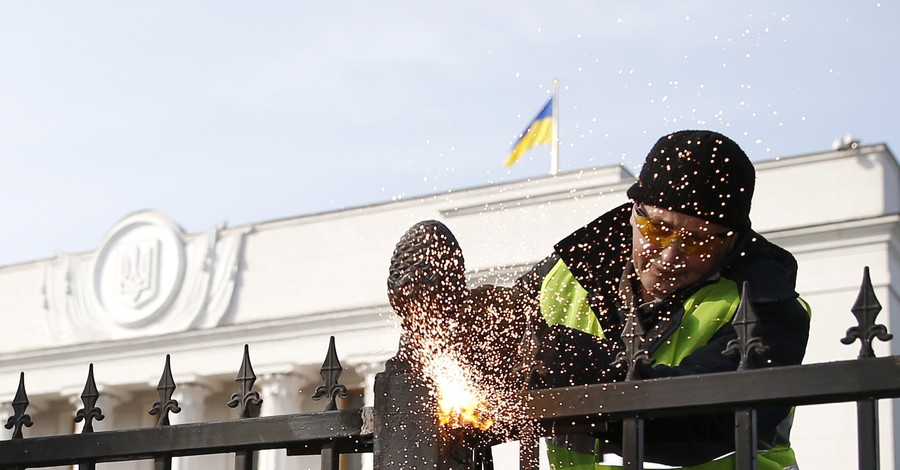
top-left (516, 130), bottom-right (809, 469)
top-left (387, 129), bottom-right (809, 468)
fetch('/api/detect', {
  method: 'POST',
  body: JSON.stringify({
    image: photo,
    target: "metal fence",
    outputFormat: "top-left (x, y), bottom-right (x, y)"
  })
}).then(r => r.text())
top-left (2, 268), bottom-right (898, 469)
top-left (517, 267), bottom-right (900, 470)
top-left (0, 338), bottom-right (372, 470)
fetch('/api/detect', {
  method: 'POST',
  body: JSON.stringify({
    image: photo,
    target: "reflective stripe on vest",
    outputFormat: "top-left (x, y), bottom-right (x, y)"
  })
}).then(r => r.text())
top-left (538, 258), bottom-right (801, 469)
top-left (539, 258), bottom-right (741, 361)
top-left (540, 259), bottom-right (605, 338)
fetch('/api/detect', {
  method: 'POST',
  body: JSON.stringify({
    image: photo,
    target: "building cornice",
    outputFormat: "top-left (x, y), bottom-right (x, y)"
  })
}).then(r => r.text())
top-left (0, 305), bottom-right (397, 375)
top-left (760, 213), bottom-right (900, 254)
top-left (755, 143), bottom-right (897, 173)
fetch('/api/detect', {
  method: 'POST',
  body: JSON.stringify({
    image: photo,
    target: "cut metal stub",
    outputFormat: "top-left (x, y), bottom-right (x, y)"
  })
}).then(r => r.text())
top-left (387, 220), bottom-right (468, 324)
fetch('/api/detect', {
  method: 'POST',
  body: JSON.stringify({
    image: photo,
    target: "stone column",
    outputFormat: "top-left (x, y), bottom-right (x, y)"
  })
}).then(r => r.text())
top-left (256, 373), bottom-right (305, 470)
top-left (93, 391), bottom-right (129, 432)
top-left (169, 381), bottom-right (215, 470)
top-left (355, 361), bottom-right (385, 470)
top-left (169, 381), bottom-right (214, 425)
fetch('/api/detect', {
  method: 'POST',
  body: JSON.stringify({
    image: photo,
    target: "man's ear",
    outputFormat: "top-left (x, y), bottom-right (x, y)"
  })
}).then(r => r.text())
top-left (724, 231), bottom-right (741, 252)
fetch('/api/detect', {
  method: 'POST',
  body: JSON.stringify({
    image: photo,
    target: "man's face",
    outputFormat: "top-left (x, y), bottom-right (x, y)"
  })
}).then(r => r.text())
top-left (630, 203), bottom-right (737, 301)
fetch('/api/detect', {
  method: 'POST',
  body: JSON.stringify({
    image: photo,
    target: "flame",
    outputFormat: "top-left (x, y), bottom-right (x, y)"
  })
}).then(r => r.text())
top-left (425, 353), bottom-right (494, 431)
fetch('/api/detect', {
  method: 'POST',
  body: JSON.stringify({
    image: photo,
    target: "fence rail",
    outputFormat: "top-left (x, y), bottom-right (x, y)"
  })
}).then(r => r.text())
top-left (525, 356), bottom-right (900, 421)
top-left (516, 266), bottom-right (896, 470)
top-left (0, 266), bottom-right (895, 469)
top-left (0, 337), bottom-right (367, 470)
top-left (0, 409), bottom-right (372, 467)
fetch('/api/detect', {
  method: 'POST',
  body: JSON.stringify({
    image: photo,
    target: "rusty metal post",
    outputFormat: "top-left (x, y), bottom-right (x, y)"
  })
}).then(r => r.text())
top-left (372, 356), bottom-right (477, 470)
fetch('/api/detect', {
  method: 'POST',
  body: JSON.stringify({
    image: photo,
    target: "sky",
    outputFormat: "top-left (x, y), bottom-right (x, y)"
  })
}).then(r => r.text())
top-left (1, 1), bottom-right (897, 267)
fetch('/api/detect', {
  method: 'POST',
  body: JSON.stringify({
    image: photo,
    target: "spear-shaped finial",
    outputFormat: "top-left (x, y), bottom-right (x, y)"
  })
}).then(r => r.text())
top-left (4, 372), bottom-right (33, 439)
top-left (614, 313), bottom-right (653, 381)
top-left (75, 363), bottom-right (105, 433)
top-left (313, 336), bottom-right (349, 411)
top-left (841, 266), bottom-right (892, 358)
top-left (227, 345), bottom-right (263, 418)
top-left (723, 282), bottom-right (770, 370)
top-left (149, 355), bottom-right (181, 426)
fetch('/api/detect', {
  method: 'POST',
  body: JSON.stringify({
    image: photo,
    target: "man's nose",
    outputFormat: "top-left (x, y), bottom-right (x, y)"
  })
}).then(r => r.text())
top-left (658, 238), bottom-right (684, 264)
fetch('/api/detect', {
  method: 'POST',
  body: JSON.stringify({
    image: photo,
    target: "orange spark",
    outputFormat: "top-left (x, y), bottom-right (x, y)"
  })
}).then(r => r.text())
top-left (425, 353), bottom-right (494, 431)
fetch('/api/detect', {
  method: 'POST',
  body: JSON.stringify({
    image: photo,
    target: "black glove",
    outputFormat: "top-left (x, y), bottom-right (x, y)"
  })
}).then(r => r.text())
top-left (528, 324), bottom-right (626, 388)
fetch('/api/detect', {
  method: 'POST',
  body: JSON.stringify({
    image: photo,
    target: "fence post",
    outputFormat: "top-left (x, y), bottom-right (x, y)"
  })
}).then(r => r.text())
top-left (621, 417), bottom-right (644, 470)
top-left (149, 355), bottom-right (181, 470)
top-left (734, 408), bottom-right (757, 470)
top-left (372, 357), bottom-right (441, 469)
top-left (226, 345), bottom-right (263, 470)
top-left (724, 282), bottom-right (766, 470)
top-left (372, 354), bottom-right (479, 469)
top-left (857, 399), bottom-right (880, 470)
top-left (616, 313), bottom-right (650, 469)
top-left (518, 421), bottom-right (539, 470)
top-left (842, 267), bottom-right (892, 470)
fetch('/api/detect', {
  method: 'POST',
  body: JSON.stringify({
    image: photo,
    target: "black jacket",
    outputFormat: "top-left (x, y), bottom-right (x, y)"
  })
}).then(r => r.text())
top-left (515, 203), bottom-right (810, 466)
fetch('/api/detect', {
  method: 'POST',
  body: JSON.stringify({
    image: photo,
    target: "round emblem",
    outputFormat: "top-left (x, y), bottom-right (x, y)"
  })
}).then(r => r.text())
top-left (91, 212), bottom-right (186, 327)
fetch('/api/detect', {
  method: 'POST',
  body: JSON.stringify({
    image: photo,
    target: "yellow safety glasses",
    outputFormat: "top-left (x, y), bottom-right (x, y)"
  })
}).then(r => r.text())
top-left (633, 204), bottom-right (733, 255)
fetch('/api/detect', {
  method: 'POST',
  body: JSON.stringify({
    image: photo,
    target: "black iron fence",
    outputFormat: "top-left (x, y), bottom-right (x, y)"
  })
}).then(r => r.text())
top-left (1, 268), bottom-right (898, 469)
top-left (0, 337), bottom-right (372, 470)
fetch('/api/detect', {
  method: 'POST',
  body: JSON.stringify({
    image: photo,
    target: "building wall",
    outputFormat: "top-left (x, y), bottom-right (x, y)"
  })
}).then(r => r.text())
top-left (0, 144), bottom-right (897, 469)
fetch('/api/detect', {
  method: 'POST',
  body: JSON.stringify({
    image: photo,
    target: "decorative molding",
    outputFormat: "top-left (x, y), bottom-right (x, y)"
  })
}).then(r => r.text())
top-left (42, 211), bottom-right (248, 345)
top-left (3, 306), bottom-right (396, 375)
top-left (440, 182), bottom-right (632, 218)
top-left (753, 144), bottom-right (892, 173)
top-left (760, 214), bottom-right (900, 253)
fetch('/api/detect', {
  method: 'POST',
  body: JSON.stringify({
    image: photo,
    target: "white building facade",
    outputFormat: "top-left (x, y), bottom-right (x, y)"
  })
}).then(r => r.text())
top-left (0, 143), bottom-right (897, 469)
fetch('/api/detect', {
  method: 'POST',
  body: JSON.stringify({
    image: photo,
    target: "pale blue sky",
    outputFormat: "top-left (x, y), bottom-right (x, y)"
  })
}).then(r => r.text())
top-left (1, 1), bottom-right (896, 266)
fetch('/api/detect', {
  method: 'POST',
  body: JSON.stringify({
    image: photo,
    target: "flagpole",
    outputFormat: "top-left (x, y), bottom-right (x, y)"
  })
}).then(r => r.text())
top-left (550, 78), bottom-right (560, 176)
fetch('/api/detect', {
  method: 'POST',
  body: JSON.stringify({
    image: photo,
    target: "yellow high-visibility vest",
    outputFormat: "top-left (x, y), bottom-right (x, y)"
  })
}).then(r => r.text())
top-left (539, 258), bottom-right (802, 470)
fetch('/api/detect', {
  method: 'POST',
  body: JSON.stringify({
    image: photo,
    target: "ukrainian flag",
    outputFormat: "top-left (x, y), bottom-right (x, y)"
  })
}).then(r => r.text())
top-left (504, 97), bottom-right (554, 167)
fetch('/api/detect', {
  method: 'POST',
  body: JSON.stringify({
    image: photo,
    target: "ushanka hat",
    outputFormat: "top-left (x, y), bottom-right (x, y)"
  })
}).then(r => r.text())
top-left (626, 130), bottom-right (756, 231)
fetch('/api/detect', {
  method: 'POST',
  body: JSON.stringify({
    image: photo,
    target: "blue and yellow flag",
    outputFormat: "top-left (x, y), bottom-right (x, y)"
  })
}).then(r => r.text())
top-left (504, 98), bottom-right (554, 167)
